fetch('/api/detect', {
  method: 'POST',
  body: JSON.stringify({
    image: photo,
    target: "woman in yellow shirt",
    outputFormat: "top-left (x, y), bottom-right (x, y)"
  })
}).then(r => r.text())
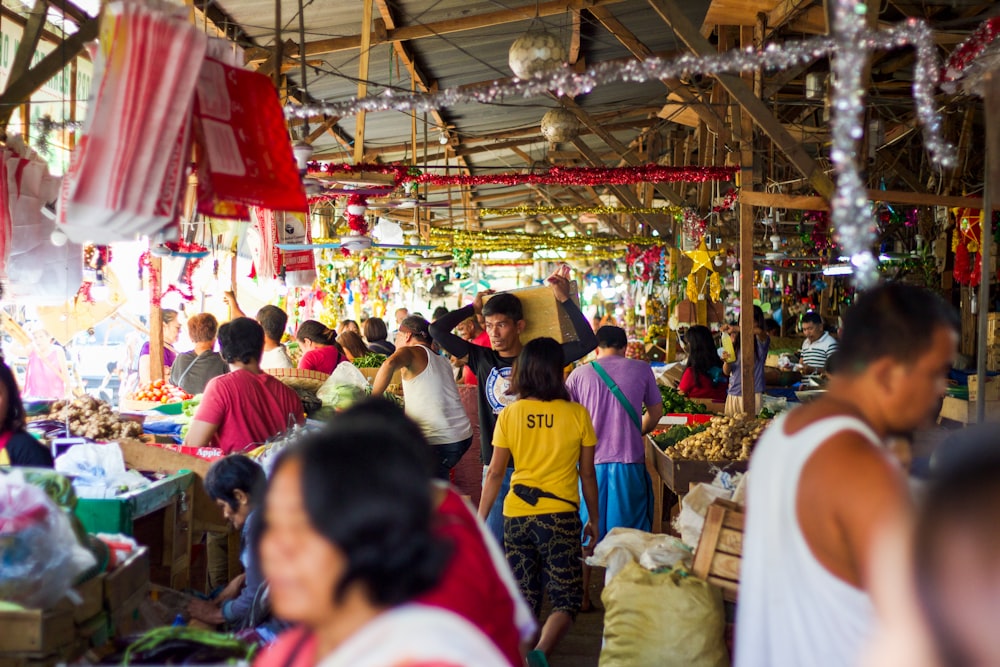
top-left (479, 337), bottom-right (600, 666)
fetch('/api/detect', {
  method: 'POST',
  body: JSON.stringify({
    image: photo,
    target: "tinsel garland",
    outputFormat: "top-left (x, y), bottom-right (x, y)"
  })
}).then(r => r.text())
top-left (426, 228), bottom-right (659, 253)
top-left (477, 205), bottom-right (684, 218)
top-left (307, 162), bottom-right (737, 187)
top-left (137, 242), bottom-right (207, 305)
top-left (942, 17), bottom-right (1000, 86)
top-left (626, 245), bottom-right (664, 282)
top-left (345, 193), bottom-right (370, 235)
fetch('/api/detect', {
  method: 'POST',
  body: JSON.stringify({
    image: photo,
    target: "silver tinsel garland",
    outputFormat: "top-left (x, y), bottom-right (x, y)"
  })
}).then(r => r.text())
top-left (287, 6), bottom-right (956, 285)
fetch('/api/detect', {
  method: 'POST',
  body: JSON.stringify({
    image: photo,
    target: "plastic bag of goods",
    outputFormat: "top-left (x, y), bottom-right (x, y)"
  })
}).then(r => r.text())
top-left (600, 562), bottom-right (728, 667)
top-left (316, 363), bottom-right (369, 410)
top-left (587, 527), bottom-right (691, 581)
top-left (0, 470), bottom-right (97, 608)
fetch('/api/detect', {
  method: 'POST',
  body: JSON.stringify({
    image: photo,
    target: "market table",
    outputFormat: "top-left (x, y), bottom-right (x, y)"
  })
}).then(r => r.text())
top-left (75, 471), bottom-right (194, 590)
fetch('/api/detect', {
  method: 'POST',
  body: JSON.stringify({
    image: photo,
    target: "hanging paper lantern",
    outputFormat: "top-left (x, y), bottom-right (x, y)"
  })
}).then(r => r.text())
top-left (540, 108), bottom-right (580, 143)
top-left (508, 30), bottom-right (567, 79)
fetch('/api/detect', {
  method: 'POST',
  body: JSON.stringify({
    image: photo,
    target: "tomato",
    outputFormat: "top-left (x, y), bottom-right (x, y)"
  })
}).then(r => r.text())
top-left (160, 397), bottom-right (169, 404)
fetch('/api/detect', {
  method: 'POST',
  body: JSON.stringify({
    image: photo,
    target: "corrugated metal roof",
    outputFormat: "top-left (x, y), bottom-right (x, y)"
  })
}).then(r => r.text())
top-left (207, 0), bottom-right (712, 225)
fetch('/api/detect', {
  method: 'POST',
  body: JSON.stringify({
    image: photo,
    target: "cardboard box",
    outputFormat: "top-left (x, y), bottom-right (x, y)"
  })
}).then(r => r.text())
top-left (968, 374), bottom-right (1000, 402)
top-left (119, 438), bottom-right (214, 478)
top-left (485, 283), bottom-right (580, 345)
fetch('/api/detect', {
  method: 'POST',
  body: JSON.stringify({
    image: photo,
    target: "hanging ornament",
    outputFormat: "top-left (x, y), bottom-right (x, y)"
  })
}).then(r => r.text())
top-left (952, 206), bottom-right (983, 286)
top-left (540, 108), bottom-right (580, 143)
top-left (508, 30), bottom-right (567, 79)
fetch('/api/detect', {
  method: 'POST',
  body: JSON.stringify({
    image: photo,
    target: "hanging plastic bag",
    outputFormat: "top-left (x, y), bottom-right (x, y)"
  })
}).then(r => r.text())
top-left (0, 469), bottom-right (96, 608)
top-left (600, 562), bottom-right (728, 667)
top-left (54, 442), bottom-right (149, 499)
top-left (194, 39), bottom-right (306, 216)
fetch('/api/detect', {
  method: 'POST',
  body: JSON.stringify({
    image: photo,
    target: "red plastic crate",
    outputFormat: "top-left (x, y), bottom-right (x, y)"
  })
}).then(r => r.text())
top-left (658, 413), bottom-right (715, 427)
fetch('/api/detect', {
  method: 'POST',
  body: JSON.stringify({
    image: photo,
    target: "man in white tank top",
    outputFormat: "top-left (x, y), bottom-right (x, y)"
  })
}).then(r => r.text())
top-left (735, 283), bottom-right (959, 667)
top-left (371, 316), bottom-right (473, 480)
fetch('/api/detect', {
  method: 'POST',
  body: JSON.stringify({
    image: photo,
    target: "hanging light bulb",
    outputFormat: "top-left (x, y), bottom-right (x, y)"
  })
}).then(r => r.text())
top-left (439, 131), bottom-right (449, 145)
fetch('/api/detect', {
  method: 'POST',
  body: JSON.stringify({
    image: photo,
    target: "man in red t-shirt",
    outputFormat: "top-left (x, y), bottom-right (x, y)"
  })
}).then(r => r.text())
top-left (454, 316), bottom-right (491, 385)
top-left (185, 318), bottom-right (304, 454)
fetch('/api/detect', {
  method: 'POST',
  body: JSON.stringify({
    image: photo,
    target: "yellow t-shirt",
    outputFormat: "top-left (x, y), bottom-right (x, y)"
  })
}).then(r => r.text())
top-left (493, 398), bottom-right (597, 518)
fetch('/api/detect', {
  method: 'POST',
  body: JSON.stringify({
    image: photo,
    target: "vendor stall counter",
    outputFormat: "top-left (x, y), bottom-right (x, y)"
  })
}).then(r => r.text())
top-left (75, 471), bottom-right (194, 591)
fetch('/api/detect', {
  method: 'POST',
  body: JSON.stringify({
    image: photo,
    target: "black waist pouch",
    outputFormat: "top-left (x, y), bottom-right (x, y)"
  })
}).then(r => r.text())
top-left (512, 483), bottom-right (579, 511)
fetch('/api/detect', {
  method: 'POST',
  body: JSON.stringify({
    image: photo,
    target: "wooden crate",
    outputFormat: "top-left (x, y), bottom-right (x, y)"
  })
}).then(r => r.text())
top-left (105, 548), bottom-right (150, 613)
top-left (72, 573), bottom-right (106, 624)
top-left (692, 499), bottom-right (745, 603)
top-left (0, 608), bottom-right (74, 654)
top-left (647, 436), bottom-right (748, 495)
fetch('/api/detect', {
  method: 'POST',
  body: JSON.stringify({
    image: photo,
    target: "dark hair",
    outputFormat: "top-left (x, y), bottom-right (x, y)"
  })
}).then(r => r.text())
top-left (431, 306), bottom-right (449, 322)
top-left (914, 430), bottom-right (1000, 667)
top-left (296, 320), bottom-right (338, 346)
top-left (837, 283), bottom-right (959, 375)
top-left (268, 399), bottom-right (448, 606)
top-left (801, 311), bottom-right (823, 327)
top-left (187, 313), bottom-right (219, 344)
top-left (685, 325), bottom-right (722, 382)
top-left (218, 317), bottom-right (265, 364)
top-left (256, 305), bottom-right (288, 343)
top-left (483, 293), bottom-right (523, 322)
top-left (399, 316), bottom-right (432, 343)
top-left (338, 331), bottom-right (370, 357)
top-left (0, 362), bottom-right (25, 434)
top-left (362, 317), bottom-right (388, 343)
top-left (161, 309), bottom-right (178, 325)
top-left (339, 319), bottom-right (359, 333)
top-left (508, 337), bottom-right (569, 401)
top-left (205, 455), bottom-right (267, 512)
top-left (596, 325), bottom-right (627, 350)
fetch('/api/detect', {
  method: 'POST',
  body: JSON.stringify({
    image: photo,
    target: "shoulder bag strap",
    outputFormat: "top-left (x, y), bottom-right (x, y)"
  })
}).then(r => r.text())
top-left (590, 361), bottom-right (641, 430)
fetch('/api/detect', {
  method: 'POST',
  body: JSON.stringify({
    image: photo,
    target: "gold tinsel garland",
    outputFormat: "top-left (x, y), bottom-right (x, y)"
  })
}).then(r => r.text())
top-left (477, 205), bottom-right (685, 218)
top-left (426, 229), bottom-right (658, 253)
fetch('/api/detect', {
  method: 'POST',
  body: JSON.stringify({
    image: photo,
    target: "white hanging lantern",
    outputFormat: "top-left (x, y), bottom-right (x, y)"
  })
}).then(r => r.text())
top-left (508, 30), bottom-right (567, 79)
top-left (540, 108), bottom-right (580, 143)
top-left (346, 203), bottom-right (368, 216)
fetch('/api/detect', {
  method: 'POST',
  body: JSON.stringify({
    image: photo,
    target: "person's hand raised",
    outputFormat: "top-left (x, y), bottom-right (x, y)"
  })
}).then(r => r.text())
top-left (547, 271), bottom-right (572, 303)
top-left (473, 290), bottom-right (495, 315)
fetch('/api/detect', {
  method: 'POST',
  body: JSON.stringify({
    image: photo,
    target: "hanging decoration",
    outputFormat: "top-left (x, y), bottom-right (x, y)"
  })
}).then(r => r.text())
top-left (942, 16), bottom-right (1000, 93)
top-left (508, 30), bottom-right (567, 79)
top-left (76, 244), bottom-right (113, 304)
top-left (345, 193), bottom-right (370, 235)
top-left (952, 207), bottom-right (983, 287)
top-left (684, 239), bottom-right (721, 303)
top-left (799, 211), bottom-right (835, 254)
top-left (712, 189), bottom-right (740, 214)
top-left (136, 242), bottom-right (207, 304)
top-left (477, 204), bottom-right (684, 218)
top-left (308, 162), bottom-right (737, 186)
top-left (452, 248), bottom-right (474, 268)
top-left (626, 245), bottom-right (664, 283)
top-left (540, 108), bottom-right (581, 143)
top-left (426, 228), bottom-right (658, 255)
top-left (682, 210), bottom-right (708, 245)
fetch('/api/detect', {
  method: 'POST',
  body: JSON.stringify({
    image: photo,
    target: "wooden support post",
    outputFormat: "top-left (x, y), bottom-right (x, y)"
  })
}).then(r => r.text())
top-left (149, 256), bottom-right (165, 382)
top-left (977, 71), bottom-right (1000, 424)
top-left (738, 22), bottom-right (756, 416)
top-left (354, 0), bottom-right (374, 164)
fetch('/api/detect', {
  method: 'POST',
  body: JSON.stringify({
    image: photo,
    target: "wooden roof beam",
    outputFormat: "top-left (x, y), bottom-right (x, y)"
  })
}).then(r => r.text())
top-left (647, 0), bottom-right (834, 199)
top-left (765, 0), bottom-right (821, 38)
top-left (587, 6), bottom-right (726, 137)
top-left (245, 0), bottom-right (630, 64)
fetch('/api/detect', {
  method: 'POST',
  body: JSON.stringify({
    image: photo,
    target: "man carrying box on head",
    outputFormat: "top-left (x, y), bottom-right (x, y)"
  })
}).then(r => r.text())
top-left (430, 269), bottom-right (598, 547)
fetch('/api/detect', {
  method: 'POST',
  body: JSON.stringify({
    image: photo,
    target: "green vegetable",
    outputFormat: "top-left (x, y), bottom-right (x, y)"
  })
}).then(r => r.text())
top-left (659, 385), bottom-right (709, 415)
top-left (651, 423), bottom-right (708, 451)
top-left (352, 353), bottom-right (388, 368)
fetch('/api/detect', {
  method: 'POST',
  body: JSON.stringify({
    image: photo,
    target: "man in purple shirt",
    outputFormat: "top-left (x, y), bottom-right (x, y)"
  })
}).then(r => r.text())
top-left (566, 326), bottom-right (663, 535)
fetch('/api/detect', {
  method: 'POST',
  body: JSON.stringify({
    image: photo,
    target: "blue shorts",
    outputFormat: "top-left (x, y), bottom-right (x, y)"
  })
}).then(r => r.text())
top-left (580, 462), bottom-right (653, 541)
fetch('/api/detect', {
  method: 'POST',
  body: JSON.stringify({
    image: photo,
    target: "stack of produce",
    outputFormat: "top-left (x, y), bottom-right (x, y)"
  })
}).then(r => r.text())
top-left (659, 385), bottom-right (709, 415)
top-left (661, 415), bottom-right (771, 462)
top-left (44, 396), bottom-right (143, 440)
top-left (127, 380), bottom-right (193, 404)
top-left (651, 424), bottom-right (708, 452)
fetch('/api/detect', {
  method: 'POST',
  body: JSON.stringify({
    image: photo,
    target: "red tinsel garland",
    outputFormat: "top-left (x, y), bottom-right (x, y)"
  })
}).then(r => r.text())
top-left (345, 193), bottom-right (370, 235)
top-left (306, 162), bottom-right (738, 187)
top-left (626, 244), bottom-right (663, 282)
top-left (711, 188), bottom-right (740, 213)
top-left (138, 242), bottom-right (207, 305)
top-left (944, 17), bottom-right (1000, 82)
